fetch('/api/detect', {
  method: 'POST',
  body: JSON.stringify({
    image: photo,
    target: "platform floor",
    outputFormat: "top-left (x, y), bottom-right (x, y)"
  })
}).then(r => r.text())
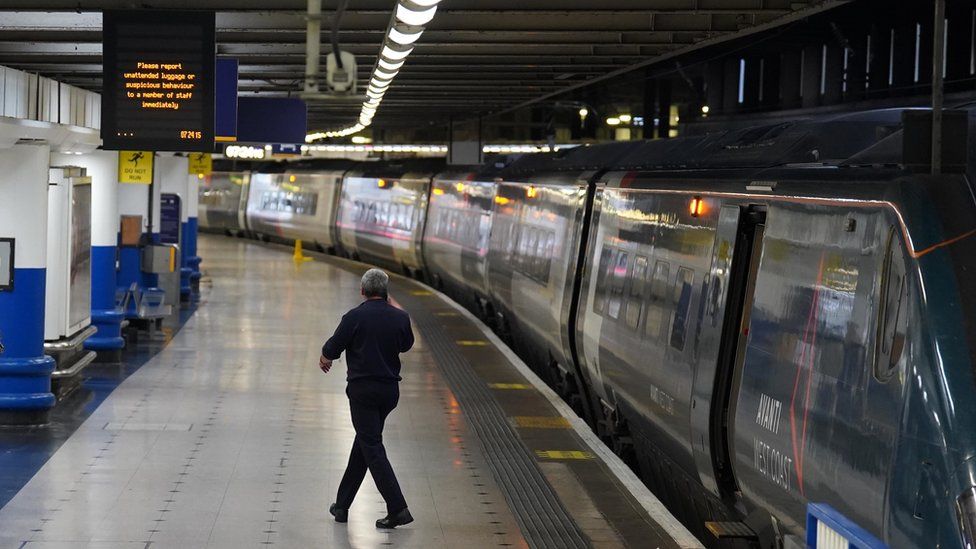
top-left (0, 236), bottom-right (698, 549)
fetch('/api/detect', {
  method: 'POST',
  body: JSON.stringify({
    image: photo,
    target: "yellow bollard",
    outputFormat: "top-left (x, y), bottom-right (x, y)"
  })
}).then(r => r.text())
top-left (293, 239), bottom-right (313, 262)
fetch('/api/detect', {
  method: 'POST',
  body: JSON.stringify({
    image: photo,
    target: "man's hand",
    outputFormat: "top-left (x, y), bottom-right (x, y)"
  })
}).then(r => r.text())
top-left (319, 355), bottom-right (333, 373)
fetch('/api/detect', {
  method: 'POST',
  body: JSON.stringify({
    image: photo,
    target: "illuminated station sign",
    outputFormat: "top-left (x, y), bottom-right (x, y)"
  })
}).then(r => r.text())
top-left (101, 10), bottom-right (216, 152)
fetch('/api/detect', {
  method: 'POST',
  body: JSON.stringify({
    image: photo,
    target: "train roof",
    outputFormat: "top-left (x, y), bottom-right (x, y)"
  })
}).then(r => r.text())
top-left (615, 109), bottom-right (911, 171)
top-left (346, 158), bottom-right (447, 178)
top-left (498, 109), bottom-right (914, 179)
top-left (434, 153), bottom-right (522, 181)
top-left (500, 141), bottom-right (645, 177)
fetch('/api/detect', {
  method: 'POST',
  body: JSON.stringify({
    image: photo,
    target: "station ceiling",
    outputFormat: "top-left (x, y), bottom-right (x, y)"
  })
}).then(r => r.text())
top-left (0, 0), bottom-right (835, 133)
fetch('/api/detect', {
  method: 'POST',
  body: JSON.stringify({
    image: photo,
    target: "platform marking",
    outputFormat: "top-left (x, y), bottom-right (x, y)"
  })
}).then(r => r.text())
top-left (410, 290), bottom-right (433, 296)
top-left (427, 285), bottom-right (706, 548)
top-left (456, 339), bottom-right (488, 346)
top-left (103, 422), bottom-right (193, 432)
top-left (488, 382), bottom-right (531, 390)
top-left (536, 450), bottom-right (594, 460)
top-left (435, 311), bottom-right (459, 317)
top-left (513, 416), bottom-right (572, 429)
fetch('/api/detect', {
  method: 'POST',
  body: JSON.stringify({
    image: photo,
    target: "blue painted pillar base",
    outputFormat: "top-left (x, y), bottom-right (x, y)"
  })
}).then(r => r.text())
top-left (186, 218), bottom-right (201, 292)
top-left (87, 245), bottom-right (125, 355)
top-left (0, 356), bottom-right (56, 425)
top-left (0, 268), bottom-right (56, 425)
top-left (85, 308), bottom-right (125, 352)
top-left (180, 267), bottom-right (192, 299)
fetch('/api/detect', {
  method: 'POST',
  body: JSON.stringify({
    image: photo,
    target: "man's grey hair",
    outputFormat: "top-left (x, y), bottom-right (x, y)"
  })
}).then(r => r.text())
top-left (361, 268), bottom-right (390, 299)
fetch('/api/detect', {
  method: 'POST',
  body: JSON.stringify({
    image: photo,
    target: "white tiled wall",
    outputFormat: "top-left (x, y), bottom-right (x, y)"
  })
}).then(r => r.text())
top-left (0, 65), bottom-right (100, 130)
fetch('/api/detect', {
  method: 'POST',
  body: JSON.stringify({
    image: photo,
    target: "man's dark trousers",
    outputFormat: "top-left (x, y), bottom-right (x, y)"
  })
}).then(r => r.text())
top-left (335, 379), bottom-right (407, 514)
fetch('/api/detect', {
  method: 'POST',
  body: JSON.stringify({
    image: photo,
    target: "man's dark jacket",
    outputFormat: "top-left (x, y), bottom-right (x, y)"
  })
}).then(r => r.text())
top-left (322, 298), bottom-right (414, 383)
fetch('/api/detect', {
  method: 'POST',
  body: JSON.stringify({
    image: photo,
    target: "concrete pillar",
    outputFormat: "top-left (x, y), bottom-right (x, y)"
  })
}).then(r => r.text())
top-left (704, 61), bottom-right (724, 115)
top-left (760, 54), bottom-right (780, 107)
top-left (158, 154), bottom-right (192, 299)
top-left (845, 33), bottom-right (868, 100)
top-left (0, 143), bottom-right (55, 424)
top-left (656, 79), bottom-right (672, 139)
top-left (50, 151), bottom-right (125, 359)
top-left (642, 73), bottom-right (657, 139)
top-left (891, 23), bottom-right (916, 90)
top-left (722, 57), bottom-right (740, 113)
top-left (867, 25), bottom-right (892, 96)
top-left (801, 44), bottom-right (822, 108)
top-left (185, 173), bottom-right (201, 293)
top-left (780, 50), bottom-right (802, 109)
top-left (945, 6), bottom-right (971, 85)
top-left (823, 44), bottom-right (846, 104)
top-left (742, 56), bottom-right (762, 109)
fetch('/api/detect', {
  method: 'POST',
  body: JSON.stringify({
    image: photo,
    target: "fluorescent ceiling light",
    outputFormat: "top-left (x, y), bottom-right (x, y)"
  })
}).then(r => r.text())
top-left (369, 78), bottom-right (392, 89)
top-left (410, 0), bottom-right (442, 6)
top-left (366, 89), bottom-right (385, 99)
top-left (377, 58), bottom-right (405, 71)
top-left (381, 45), bottom-right (413, 61)
top-left (373, 68), bottom-right (399, 80)
top-left (388, 27), bottom-right (423, 46)
top-left (396, 3), bottom-right (437, 26)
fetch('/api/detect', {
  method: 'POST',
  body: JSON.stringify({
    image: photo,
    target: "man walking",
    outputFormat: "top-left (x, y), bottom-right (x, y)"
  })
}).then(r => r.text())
top-left (319, 268), bottom-right (415, 529)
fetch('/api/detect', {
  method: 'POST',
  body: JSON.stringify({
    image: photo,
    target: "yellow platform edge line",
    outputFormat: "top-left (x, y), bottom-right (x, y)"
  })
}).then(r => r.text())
top-left (487, 383), bottom-right (531, 390)
top-left (535, 450), bottom-right (594, 460)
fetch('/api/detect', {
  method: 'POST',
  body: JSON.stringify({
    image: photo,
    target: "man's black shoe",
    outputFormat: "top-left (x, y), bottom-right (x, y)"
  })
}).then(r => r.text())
top-left (330, 503), bottom-right (348, 523)
top-left (376, 508), bottom-right (413, 529)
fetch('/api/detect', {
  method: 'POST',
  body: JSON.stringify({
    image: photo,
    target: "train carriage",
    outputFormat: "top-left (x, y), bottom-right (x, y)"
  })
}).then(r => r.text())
top-left (422, 157), bottom-right (514, 319)
top-left (573, 111), bottom-right (976, 547)
top-left (484, 143), bottom-right (641, 414)
top-left (200, 108), bottom-right (976, 549)
top-left (335, 160), bottom-right (443, 278)
top-left (198, 170), bottom-right (250, 236)
top-left (245, 160), bottom-right (353, 252)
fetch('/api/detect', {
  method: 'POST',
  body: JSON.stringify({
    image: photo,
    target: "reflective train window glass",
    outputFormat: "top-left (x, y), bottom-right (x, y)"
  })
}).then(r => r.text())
top-left (875, 228), bottom-right (909, 381)
top-left (533, 231), bottom-right (546, 280)
top-left (669, 267), bottom-right (695, 351)
top-left (607, 251), bottom-right (629, 320)
top-left (645, 261), bottom-right (670, 340)
top-left (526, 228), bottom-right (539, 275)
top-left (625, 256), bottom-right (648, 331)
top-left (542, 232), bottom-right (555, 282)
top-left (593, 245), bottom-right (614, 314)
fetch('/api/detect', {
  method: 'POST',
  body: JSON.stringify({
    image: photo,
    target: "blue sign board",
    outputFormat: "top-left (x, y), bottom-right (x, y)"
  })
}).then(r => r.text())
top-left (215, 58), bottom-right (239, 142)
top-left (237, 97), bottom-right (307, 144)
top-left (159, 193), bottom-right (182, 245)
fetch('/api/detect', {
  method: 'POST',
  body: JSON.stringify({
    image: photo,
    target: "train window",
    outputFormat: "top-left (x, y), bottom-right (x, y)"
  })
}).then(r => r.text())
top-left (645, 261), bottom-right (671, 340)
top-left (527, 228), bottom-right (540, 277)
top-left (669, 267), bottom-right (695, 351)
top-left (541, 231), bottom-right (554, 282)
top-left (875, 228), bottom-right (909, 381)
top-left (607, 251), bottom-right (629, 320)
top-left (593, 246), bottom-right (614, 314)
top-left (625, 256), bottom-right (648, 331)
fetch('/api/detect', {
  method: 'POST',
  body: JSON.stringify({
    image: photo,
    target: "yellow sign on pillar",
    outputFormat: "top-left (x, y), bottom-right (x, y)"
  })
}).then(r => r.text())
top-left (188, 152), bottom-right (212, 176)
top-left (118, 151), bottom-right (153, 184)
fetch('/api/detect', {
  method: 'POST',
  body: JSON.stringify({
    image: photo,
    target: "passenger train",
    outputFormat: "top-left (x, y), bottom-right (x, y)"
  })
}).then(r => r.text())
top-left (199, 110), bottom-right (976, 549)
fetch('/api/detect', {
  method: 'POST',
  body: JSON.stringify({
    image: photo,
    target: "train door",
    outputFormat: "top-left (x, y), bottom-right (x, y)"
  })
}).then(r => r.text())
top-left (691, 204), bottom-right (766, 503)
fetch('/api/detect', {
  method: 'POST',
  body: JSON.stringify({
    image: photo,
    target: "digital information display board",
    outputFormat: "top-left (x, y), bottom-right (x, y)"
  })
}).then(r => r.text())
top-left (101, 10), bottom-right (216, 152)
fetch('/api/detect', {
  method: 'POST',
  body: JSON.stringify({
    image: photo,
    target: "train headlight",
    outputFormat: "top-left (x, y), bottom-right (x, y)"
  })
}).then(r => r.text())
top-left (957, 488), bottom-right (976, 548)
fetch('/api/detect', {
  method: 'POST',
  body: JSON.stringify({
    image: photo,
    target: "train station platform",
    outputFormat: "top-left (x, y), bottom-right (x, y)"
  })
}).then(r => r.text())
top-left (0, 235), bottom-right (700, 549)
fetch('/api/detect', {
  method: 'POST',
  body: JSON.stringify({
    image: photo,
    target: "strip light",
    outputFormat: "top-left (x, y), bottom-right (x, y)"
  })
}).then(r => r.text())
top-left (304, 143), bottom-right (581, 154)
top-left (306, 0), bottom-right (443, 142)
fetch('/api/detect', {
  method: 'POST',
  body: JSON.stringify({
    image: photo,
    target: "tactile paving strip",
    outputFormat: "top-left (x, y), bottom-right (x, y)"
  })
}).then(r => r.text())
top-left (405, 293), bottom-right (591, 549)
